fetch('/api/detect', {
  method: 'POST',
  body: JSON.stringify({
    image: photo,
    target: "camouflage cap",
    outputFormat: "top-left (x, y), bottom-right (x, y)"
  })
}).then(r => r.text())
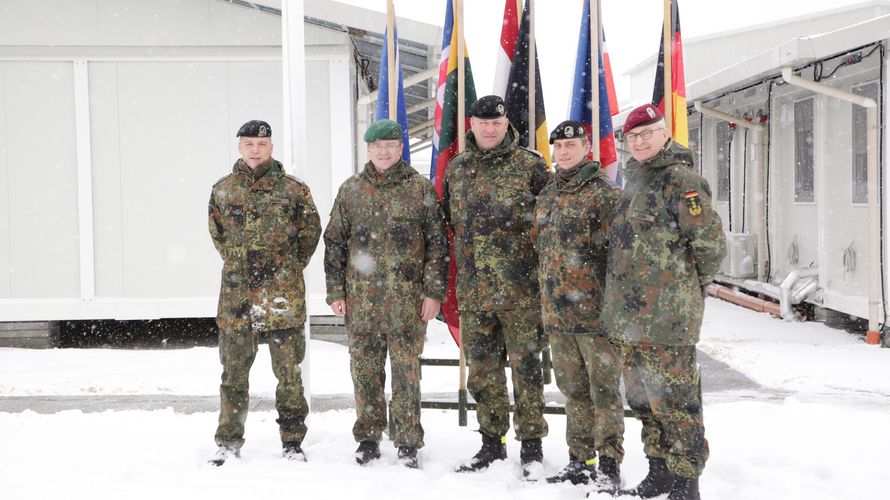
top-left (236, 120), bottom-right (272, 138)
top-left (549, 120), bottom-right (588, 144)
top-left (363, 119), bottom-right (403, 143)
top-left (470, 95), bottom-right (507, 119)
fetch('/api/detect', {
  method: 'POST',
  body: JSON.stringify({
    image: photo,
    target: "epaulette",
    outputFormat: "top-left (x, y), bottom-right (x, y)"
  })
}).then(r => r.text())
top-left (284, 173), bottom-right (308, 187)
top-left (212, 173), bottom-right (232, 188)
top-left (520, 147), bottom-right (544, 158)
top-left (595, 174), bottom-right (619, 190)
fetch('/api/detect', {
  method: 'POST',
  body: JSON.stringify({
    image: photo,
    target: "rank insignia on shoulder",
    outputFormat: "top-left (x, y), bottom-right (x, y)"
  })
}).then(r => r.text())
top-left (684, 191), bottom-right (702, 216)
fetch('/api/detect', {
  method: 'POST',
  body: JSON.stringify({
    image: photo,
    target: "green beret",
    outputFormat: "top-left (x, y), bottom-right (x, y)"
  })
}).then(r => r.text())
top-left (363, 119), bottom-right (403, 143)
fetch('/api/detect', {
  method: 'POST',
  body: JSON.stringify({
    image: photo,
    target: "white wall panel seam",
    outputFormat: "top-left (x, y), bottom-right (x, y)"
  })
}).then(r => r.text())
top-left (73, 60), bottom-right (96, 302)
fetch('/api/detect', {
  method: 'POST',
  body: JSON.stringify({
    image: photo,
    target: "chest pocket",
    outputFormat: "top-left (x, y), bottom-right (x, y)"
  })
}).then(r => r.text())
top-left (494, 176), bottom-right (533, 231)
top-left (387, 185), bottom-right (424, 243)
top-left (620, 193), bottom-right (681, 284)
top-left (560, 204), bottom-right (593, 238)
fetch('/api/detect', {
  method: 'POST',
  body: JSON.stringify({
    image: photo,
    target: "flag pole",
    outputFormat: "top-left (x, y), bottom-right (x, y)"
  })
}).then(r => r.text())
top-left (528, 0), bottom-right (536, 152)
top-left (457, 0), bottom-right (466, 153)
top-left (663, 0), bottom-right (672, 139)
top-left (386, 0), bottom-right (397, 121)
top-left (589, 0), bottom-right (600, 161)
top-left (455, 0), bottom-right (468, 425)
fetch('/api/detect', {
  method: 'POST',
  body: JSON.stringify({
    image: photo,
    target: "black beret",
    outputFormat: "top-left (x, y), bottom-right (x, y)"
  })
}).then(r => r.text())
top-left (363, 119), bottom-right (403, 142)
top-left (236, 120), bottom-right (272, 138)
top-left (470, 95), bottom-right (507, 119)
top-left (549, 120), bottom-right (588, 144)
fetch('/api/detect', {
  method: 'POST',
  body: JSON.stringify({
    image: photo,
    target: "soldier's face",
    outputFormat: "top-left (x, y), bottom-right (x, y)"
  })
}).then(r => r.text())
top-left (238, 137), bottom-right (273, 169)
top-left (470, 117), bottom-right (509, 151)
top-left (553, 138), bottom-right (589, 170)
top-left (626, 123), bottom-right (668, 163)
top-left (368, 140), bottom-right (402, 171)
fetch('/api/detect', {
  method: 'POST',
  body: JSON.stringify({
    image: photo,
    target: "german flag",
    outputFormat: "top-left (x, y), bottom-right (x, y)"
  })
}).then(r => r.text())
top-left (504, 0), bottom-right (551, 165)
top-left (652, 0), bottom-right (688, 147)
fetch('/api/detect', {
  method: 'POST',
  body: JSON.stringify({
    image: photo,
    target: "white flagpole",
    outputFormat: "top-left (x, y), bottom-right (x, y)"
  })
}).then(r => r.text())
top-left (455, 0), bottom-right (468, 423)
top-left (528, 0), bottom-right (536, 152)
top-left (590, 0), bottom-right (600, 161)
top-left (387, 0), bottom-right (397, 120)
top-left (457, 0), bottom-right (466, 153)
top-left (663, 0), bottom-right (673, 139)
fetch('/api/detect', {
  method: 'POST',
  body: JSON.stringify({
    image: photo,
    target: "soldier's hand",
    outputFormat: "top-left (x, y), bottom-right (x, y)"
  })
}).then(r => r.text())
top-left (330, 300), bottom-right (347, 317)
top-left (420, 297), bottom-right (441, 322)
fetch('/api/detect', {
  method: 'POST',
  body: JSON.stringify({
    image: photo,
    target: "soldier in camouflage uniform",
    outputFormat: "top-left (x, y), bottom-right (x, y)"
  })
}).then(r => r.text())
top-left (601, 104), bottom-right (726, 500)
top-left (207, 120), bottom-right (321, 466)
top-left (324, 120), bottom-right (448, 469)
top-left (532, 121), bottom-right (624, 490)
top-left (443, 95), bottom-right (550, 476)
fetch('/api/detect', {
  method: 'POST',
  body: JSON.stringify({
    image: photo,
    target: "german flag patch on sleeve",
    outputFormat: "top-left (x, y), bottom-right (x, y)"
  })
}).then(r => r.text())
top-left (684, 191), bottom-right (702, 216)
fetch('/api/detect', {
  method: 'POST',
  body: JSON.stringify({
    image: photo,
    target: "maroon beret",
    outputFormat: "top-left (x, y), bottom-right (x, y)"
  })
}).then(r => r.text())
top-left (622, 103), bottom-right (664, 134)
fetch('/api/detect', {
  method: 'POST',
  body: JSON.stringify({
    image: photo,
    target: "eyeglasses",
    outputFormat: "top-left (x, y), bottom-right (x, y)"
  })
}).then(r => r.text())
top-left (624, 127), bottom-right (664, 143)
top-left (369, 143), bottom-right (402, 151)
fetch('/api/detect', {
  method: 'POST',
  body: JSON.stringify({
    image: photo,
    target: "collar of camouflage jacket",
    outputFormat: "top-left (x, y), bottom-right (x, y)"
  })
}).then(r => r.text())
top-left (626, 139), bottom-right (695, 173)
top-left (360, 159), bottom-right (415, 185)
top-left (464, 124), bottom-right (520, 160)
top-left (553, 160), bottom-right (604, 191)
top-left (233, 158), bottom-right (282, 189)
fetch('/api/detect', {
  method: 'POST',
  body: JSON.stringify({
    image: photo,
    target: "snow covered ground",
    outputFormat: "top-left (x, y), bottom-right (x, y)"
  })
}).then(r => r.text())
top-left (1, 299), bottom-right (889, 499)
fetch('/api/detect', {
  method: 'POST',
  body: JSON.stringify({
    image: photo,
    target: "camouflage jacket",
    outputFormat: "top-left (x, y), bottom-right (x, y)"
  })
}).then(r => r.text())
top-left (323, 160), bottom-right (448, 331)
top-left (209, 159), bottom-right (321, 333)
top-left (600, 141), bottom-right (726, 346)
top-left (533, 161), bottom-right (619, 335)
top-left (443, 126), bottom-right (550, 312)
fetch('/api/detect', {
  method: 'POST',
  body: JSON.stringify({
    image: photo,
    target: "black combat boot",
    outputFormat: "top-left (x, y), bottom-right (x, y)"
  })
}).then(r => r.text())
top-left (546, 457), bottom-right (597, 485)
top-left (207, 445), bottom-right (240, 466)
top-left (520, 438), bottom-right (544, 479)
top-left (618, 457), bottom-right (675, 498)
top-left (667, 476), bottom-right (700, 500)
top-left (593, 456), bottom-right (622, 493)
top-left (355, 440), bottom-right (381, 466)
top-left (282, 442), bottom-right (306, 462)
top-left (397, 446), bottom-right (419, 469)
top-left (455, 434), bottom-right (507, 472)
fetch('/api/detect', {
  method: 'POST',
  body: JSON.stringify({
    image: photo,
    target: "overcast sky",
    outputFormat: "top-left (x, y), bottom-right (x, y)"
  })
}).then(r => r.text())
top-left (335, 0), bottom-right (873, 118)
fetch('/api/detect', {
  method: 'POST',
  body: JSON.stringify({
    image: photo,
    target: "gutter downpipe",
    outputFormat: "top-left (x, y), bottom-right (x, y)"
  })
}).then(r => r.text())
top-left (693, 101), bottom-right (768, 282)
top-left (781, 67), bottom-right (883, 344)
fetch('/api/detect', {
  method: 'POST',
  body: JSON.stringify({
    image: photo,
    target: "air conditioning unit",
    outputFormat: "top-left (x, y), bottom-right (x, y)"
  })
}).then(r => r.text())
top-left (721, 232), bottom-right (756, 278)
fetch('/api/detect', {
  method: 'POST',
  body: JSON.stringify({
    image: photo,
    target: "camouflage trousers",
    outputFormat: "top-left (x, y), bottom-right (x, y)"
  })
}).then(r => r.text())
top-left (461, 308), bottom-right (548, 441)
top-left (622, 343), bottom-right (708, 479)
top-left (348, 326), bottom-right (425, 448)
top-left (215, 327), bottom-right (308, 448)
top-left (550, 334), bottom-right (625, 462)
